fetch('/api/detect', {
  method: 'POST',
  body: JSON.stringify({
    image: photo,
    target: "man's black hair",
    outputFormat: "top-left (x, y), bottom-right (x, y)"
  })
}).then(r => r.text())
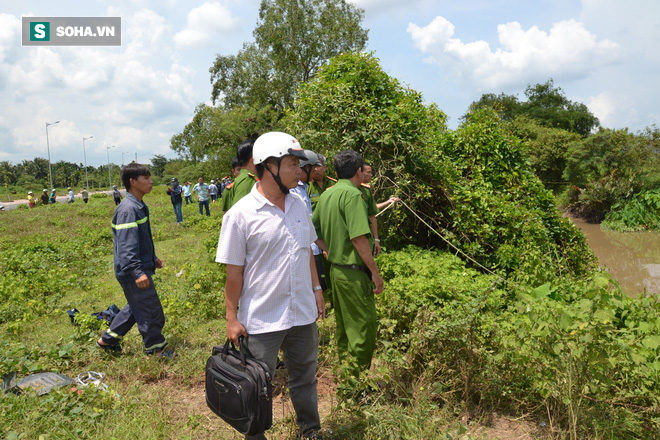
top-left (334, 150), bottom-right (364, 179)
top-left (236, 139), bottom-right (256, 166)
top-left (121, 162), bottom-right (151, 191)
top-left (231, 155), bottom-right (240, 169)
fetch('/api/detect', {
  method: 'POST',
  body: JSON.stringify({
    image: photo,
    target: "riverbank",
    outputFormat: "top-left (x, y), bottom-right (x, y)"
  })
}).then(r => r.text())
top-left (567, 216), bottom-right (660, 295)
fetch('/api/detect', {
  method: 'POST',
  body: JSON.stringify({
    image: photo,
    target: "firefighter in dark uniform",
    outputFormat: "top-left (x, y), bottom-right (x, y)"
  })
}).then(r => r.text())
top-left (96, 163), bottom-right (175, 358)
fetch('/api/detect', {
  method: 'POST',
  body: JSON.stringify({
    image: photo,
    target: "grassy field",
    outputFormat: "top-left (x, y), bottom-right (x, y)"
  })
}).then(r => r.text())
top-left (2, 191), bottom-right (659, 440)
top-left (0, 192), bottom-right (467, 439)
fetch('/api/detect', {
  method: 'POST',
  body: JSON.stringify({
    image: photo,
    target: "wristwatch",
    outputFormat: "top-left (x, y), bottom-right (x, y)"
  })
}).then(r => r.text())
top-left (313, 285), bottom-right (322, 292)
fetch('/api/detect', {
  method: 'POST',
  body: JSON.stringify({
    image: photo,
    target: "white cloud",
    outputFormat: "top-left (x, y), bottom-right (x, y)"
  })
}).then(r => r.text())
top-left (0, 13), bottom-right (20, 63)
top-left (587, 92), bottom-right (617, 127)
top-left (1, 7), bottom-right (199, 165)
top-left (174, 1), bottom-right (240, 48)
top-left (408, 16), bottom-right (621, 90)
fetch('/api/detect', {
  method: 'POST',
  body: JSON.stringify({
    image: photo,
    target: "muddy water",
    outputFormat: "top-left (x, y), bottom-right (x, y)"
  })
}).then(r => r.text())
top-left (570, 217), bottom-right (660, 295)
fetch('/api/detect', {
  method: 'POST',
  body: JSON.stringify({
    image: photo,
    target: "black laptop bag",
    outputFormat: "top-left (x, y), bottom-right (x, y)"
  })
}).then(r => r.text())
top-left (205, 336), bottom-right (273, 436)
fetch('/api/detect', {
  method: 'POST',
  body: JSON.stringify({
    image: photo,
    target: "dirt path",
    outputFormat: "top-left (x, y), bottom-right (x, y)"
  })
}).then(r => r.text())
top-left (147, 368), bottom-right (540, 440)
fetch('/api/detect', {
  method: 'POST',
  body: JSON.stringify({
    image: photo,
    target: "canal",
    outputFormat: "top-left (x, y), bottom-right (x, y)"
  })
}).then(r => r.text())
top-left (570, 217), bottom-right (660, 295)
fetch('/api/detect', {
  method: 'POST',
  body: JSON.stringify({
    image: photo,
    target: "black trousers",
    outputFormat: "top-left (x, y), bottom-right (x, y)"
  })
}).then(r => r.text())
top-left (101, 272), bottom-right (167, 354)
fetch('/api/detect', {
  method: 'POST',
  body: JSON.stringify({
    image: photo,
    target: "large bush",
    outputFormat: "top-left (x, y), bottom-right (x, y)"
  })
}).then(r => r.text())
top-left (376, 247), bottom-right (660, 439)
top-left (286, 54), bottom-right (593, 281)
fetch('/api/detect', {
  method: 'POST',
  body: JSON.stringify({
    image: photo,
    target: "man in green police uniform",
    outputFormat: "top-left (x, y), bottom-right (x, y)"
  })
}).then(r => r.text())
top-left (359, 163), bottom-right (380, 257)
top-left (222, 139), bottom-right (257, 212)
top-left (307, 154), bottom-right (337, 211)
top-left (312, 149), bottom-right (384, 383)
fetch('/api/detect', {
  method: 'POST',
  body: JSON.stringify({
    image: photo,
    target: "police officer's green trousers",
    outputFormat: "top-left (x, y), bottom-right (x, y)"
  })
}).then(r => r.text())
top-left (330, 265), bottom-right (376, 378)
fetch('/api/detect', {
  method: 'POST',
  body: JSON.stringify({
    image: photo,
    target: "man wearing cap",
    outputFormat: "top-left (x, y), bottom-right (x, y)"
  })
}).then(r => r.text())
top-left (67, 187), bottom-right (75, 204)
top-left (208, 180), bottom-right (218, 203)
top-left (312, 150), bottom-right (384, 385)
top-left (216, 131), bottom-right (325, 440)
top-left (81, 187), bottom-right (89, 204)
top-left (167, 177), bottom-right (183, 224)
top-left (49, 189), bottom-right (57, 204)
top-left (307, 154), bottom-right (336, 212)
top-left (291, 150), bottom-right (328, 295)
top-left (112, 185), bottom-right (122, 205)
top-left (27, 191), bottom-right (35, 208)
top-left (40, 189), bottom-right (49, 206)
top-left (222, 140), bottom-right (257, 212)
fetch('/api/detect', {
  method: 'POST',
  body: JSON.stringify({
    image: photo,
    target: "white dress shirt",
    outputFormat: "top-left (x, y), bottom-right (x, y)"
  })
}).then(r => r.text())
top-left (216, 183), bottom-right (318, 334)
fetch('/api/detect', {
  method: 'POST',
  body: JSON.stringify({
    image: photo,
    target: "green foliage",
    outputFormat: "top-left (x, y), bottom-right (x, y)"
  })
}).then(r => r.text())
top-left (562, 127), bottom-right (660, 221)
top-left (470, 79), bottom-right (599, 137)
top-left (505, 117), bottom-right (582, 191)
top-left (210, 0), bottom-right (368, 111)
top-left (285, 51), bottom-right (450, 248)
top-left (603, 189), bottom-right (660, 231)
top-left (375, 248), bottom-right (660, 439)
top-left (170, 103), bottom-right (280, 175)
top-left (286, 53), bottom-right (591, 283)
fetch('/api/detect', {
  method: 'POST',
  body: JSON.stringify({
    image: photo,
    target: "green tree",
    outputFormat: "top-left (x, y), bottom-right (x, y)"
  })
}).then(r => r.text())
top-left (0, 162), bottom-right (17, 185)
top-left (52, 161), bottom-right (80, 188)
top-left (150, 154), bottom-right (169, 178)
top-left (521, 80), bottom-right (599, 137)
top-left (286, 53), bottom-right (591, 280)
top-left (468, 92), bottom-right (521, 122)
top-left (25, 158), bottom-right (50, 181)
top-left (469, 79), bottom-right (599, 137)
top-left (209, 0), bottom-right (368, 112)
top-left (505, 117), bottom-right (582, 190)
top-left (170, 104), bottom-right (279, 173)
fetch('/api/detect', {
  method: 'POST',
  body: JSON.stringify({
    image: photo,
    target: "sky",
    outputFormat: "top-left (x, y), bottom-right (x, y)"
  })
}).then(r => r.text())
top-left (1, 0), bottom-right (659, 168)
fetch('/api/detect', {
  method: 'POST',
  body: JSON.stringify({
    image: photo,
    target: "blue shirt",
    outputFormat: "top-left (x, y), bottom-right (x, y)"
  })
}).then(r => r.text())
top-left (193, 183), bottom-right (209, 201)
top-left (290, 181), bottom-right (321, 255)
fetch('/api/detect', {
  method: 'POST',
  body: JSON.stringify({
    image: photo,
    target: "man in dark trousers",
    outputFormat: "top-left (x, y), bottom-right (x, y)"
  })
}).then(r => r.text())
top-left (217, 132), bottom-right (325, 439)
top-left (96, 163), bottom-right (175, 358)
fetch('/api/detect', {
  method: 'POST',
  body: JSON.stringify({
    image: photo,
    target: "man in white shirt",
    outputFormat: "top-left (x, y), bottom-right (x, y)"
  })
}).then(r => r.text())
top-left (216, 132), bottom-right (325, 440)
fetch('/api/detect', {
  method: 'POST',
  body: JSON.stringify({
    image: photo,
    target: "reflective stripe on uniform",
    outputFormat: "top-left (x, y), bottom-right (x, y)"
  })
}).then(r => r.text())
top-left (112, 216), bottom-right (148, 230)
top-left (106, 329), bottom-right (123, 340)
top-left (144, 340), bottom-right (167, 352)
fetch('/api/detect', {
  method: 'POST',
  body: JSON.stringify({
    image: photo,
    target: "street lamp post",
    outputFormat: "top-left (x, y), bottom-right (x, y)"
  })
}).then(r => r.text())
top-left (106, 145), bottom-right (116, 188)
top-left (45, 121), bottom-right (60, 190)
top-left (82, 135), bottom-right (93, 190)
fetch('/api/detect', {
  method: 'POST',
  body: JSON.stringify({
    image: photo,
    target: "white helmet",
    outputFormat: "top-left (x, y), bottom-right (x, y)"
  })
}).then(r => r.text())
top-left (299, 149), bottom-right (320, 167)
top-left (253, 132), bottom-right (306, 165)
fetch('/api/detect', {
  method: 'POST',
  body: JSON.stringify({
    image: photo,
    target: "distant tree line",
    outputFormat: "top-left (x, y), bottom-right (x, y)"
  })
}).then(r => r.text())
top-left (469, 79), bottom-right (660, 221)
top-left (0, 158), bottom-right (124, 192)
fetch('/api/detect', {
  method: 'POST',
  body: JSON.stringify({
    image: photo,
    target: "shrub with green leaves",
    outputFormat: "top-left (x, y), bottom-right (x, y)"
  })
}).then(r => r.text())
top-left (603, 189), bottom-right (660, 231)
top-left (286, 52), bottom-right (594, 286)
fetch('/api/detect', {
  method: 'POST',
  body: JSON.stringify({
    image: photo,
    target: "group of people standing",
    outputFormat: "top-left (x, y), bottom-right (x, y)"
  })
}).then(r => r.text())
top-left (215, 132), bottom-right (399, 439)
top-left (166, 175), bottom-right (235, 222)
top-left (27, 187), bottom-right (93, 208)
top-left (97, 132), bottom-right (400, 439)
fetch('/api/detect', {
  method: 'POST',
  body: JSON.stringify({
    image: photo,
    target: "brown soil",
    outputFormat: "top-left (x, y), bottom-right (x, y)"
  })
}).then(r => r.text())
top-left (144, 370), bottom-right (542, 440)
